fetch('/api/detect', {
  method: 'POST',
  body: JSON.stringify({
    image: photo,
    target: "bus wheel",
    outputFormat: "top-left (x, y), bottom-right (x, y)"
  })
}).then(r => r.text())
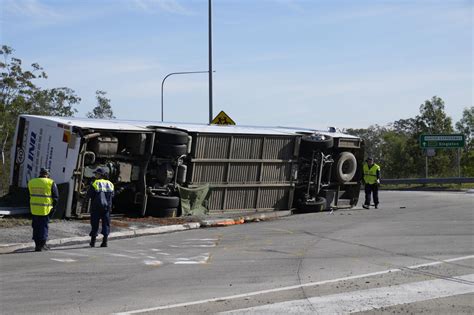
top-left (296, 197), bottom-right (327, 213)
top-left (301, 134), bottom-right (334, 150)
top-left (149, 195), bottom-right (180, 208)
top-left (335, 152), bottom-right (357, 182)
top-left (155, 143), bottom-right (187, 157)
top-left (153, 128), bottom-right (189, 144)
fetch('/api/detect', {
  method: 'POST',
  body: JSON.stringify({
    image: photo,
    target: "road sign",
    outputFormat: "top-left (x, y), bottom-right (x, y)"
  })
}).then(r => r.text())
top-left (211, 111), bottom-right (235, 125)
top-left (420, 134), bottom-right (465, 149)
top-left (425, 148), bottom-right (436, 157)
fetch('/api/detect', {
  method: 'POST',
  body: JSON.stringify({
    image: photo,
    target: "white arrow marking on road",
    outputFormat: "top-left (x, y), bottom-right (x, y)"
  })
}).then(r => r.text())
top-left (221, 274), bottom-right (474, 314)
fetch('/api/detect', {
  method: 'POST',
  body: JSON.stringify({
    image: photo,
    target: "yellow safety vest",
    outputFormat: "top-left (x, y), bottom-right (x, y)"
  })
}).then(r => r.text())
top-left (28, 177), bottom-right (55, 216)
top-left (92, 179), bottom-right (114, 192)
top-left (363, 163), bottom-right (380, 185)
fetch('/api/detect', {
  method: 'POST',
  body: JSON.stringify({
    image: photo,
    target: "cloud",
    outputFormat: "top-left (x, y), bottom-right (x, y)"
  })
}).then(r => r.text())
top-left (131, 0), bottom-right (195, 15)
top-left (46, 56), bottom-right (162, 77)
top-left (2, 0), bottom-right (63, 20)
top-left (275, 0), bottom-right (305, 13)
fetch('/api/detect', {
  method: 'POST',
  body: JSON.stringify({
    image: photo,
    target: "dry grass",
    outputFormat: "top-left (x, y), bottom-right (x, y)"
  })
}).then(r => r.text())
top-left (0, 217), bottom-right (31, 228)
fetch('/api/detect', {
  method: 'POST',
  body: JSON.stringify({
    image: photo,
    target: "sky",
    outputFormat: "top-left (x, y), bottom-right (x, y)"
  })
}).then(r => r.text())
top-left (0, 0), bottom-right (472, 130)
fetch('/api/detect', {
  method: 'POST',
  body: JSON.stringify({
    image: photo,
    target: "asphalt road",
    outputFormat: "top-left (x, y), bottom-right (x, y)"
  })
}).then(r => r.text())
top-left (1, 191), bottom-right (473, 314)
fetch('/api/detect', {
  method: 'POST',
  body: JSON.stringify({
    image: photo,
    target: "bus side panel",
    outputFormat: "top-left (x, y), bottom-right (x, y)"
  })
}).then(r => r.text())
top-left (9, 116), bottom-right (81, 217)
top-left (11, 116), bottom-right (79, 187)
top-left (10, 117), bottom-right (26, 188)
top-left (187, 133), bottom-right (297, 214)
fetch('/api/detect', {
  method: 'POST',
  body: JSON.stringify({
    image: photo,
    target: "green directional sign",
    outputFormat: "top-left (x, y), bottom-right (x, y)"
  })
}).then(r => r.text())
top-left (420, 134), bottom-right (465, 149)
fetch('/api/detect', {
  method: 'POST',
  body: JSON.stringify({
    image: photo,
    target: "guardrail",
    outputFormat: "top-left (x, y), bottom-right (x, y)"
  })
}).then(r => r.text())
top-left (381, 177), bottom-right (474, 185)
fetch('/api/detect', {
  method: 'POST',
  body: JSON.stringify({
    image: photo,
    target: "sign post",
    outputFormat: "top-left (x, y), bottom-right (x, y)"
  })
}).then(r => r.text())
top-left (420, 134), bottom-right (465, 178)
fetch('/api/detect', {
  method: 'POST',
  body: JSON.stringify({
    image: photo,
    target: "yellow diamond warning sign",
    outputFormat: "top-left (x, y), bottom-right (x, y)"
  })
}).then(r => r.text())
top-left (211, 111), bottom-right (236, 125)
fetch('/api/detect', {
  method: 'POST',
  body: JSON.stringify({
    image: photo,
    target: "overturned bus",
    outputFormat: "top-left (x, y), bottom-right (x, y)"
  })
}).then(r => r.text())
top-left (8, 115), bottom-right (364, 218)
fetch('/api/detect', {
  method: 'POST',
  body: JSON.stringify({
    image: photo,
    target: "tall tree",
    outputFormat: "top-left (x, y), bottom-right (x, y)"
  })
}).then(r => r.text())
top-left (456, 107), bottom-right (474, 176)
top-left (0, 46), bottom-right (80, 194)
top-left (87, 90), bottom-right (115, 119)
top-left (456, 107), bottom-right (473, 149)
top-left (416, 96), bottom-right (455, 177)
top-left (416, 96), bottom-right (453, 134)
top-left (344, 125), bottom-right (387, 162)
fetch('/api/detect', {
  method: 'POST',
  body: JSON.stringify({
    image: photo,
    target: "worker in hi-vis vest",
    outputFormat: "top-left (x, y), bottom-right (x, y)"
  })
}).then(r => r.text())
top-left (28, 168), bottom-right (59, 252)
top-left (86, 168), bottom-right (114, 248)
top-left (362, 157), bottom-right (381, 209)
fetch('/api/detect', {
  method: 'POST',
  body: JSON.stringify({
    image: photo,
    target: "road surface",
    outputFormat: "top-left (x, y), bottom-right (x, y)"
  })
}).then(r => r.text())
top-left (1, 191), bottom-right (473, 314)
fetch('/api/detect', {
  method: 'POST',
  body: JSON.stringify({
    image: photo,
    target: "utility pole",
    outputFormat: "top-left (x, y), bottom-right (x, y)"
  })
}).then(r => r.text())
top-left (208, 0), bottom-right (213, 124)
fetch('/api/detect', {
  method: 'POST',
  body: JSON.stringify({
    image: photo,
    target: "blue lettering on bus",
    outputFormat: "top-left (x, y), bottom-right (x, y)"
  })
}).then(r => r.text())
top-left (25, 131), bottom-right (37, 180)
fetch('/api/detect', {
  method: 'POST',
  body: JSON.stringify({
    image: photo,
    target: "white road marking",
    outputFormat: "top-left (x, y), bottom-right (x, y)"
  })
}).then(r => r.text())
top-left (221, 274), bottom-right (474, 314)
top-left (113, 255), bottom-right (474, 314)
top-left (143, 260), bottom-right (162, 266)
top-left (52, 251), bottom-right (89, 257)
top-left (50, 258), bottom-right (76, 263)
top-left (173, 253), bottom-right (210, 264)
top-left (169, 244), bottom-right (216, 248)
top-left (106, 253), bottom-right (140, 259)
top-left (186, 238), bottom-right (218, 241)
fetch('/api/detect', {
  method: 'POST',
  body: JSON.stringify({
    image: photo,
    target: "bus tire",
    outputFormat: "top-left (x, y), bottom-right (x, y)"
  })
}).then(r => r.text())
top-left (335, 152), bottom-right (357, 183)
top-left (297, 197), bottom-right (327, 213)
top-left (301, 135), bottom-right (334, 150)
top-left (149, 195), bottom-right (180, 208)
top-left (154, 128), bottom-right (189, 144)
top-left (156, 143), bottom-right (187, 157)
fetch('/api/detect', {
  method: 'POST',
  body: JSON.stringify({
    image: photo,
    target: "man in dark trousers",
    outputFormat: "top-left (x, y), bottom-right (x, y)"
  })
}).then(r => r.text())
top-left (28, 168), bottom-right (59, 252)
top-left (86, 168), bottom-right (114, 247)
top-left (362, 157), bottom-right (381, 209)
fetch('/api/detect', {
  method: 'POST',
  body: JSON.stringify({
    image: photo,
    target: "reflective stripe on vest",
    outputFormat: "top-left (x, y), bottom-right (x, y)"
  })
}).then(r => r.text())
top-left (92, 179), bottom-right (114, 192)
top-left (363, 163), bottom-right (380, 185)
top-left (28, 177), bottom-right (54, 216)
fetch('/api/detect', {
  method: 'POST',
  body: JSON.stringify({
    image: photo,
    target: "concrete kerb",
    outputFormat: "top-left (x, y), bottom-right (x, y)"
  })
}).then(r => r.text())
top-left (0, 211), bottom-right (291, 254)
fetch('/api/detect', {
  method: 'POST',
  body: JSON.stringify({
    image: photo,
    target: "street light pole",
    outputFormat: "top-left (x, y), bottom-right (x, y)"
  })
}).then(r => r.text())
top-left (161, 71), bottom-right (210, 122)
top-left (208, 0), bottom-right (213, 124)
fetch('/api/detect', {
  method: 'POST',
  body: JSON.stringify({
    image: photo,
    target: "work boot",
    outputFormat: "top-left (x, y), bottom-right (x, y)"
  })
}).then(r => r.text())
top-left (100, 236), bottom-right (108, 248)
top-left (34, 240), bottom-right (42, 252)
top-left (42, 241), bottom-right (50, 251)
top-left (90, 236), bottom-right (96, 248)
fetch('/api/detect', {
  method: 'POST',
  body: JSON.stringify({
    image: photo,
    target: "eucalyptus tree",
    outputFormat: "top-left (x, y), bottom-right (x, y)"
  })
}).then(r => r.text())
top-left (87, 90), bottom-right (115, 119)
top-left (0, 46), bottom-right (80, 194)
top-left (456, 107), bottom-right (474, 176)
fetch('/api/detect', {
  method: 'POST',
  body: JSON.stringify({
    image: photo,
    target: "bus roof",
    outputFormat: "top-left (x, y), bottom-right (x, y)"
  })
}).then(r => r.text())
top-left (20, 115), bottom-right (358, 138)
